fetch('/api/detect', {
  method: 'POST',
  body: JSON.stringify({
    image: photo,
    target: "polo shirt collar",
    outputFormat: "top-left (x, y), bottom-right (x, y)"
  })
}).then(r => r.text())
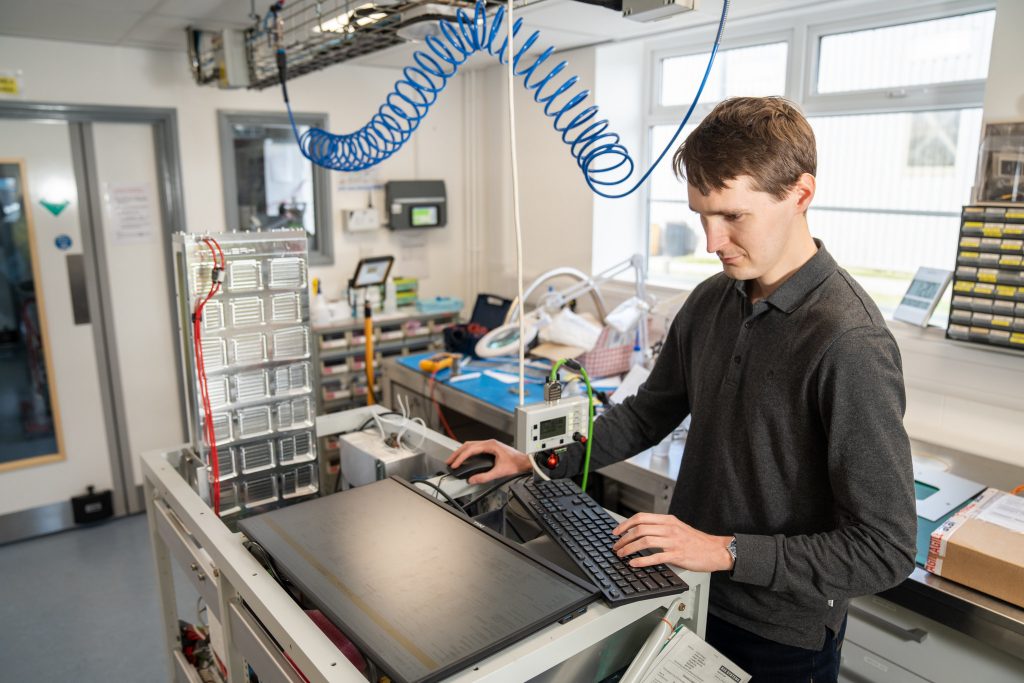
top-left (730, 239), bottom-right (837, 313)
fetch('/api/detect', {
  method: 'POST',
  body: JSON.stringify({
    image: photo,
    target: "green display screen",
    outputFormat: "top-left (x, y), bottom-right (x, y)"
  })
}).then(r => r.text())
top-left (539, 416), bottom-right (566, 440)
top-left (410, 205), bottom-right (439, 227)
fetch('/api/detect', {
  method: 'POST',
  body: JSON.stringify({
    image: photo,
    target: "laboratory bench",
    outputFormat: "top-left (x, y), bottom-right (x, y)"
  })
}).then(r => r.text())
top-left (602, 441), bottom-right (1024, 682)
top-left (599, 438), bottom-right (1024, 681)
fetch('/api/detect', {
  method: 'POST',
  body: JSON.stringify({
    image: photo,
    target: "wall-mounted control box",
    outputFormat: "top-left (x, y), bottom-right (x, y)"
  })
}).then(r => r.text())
top-left (385, 180), bottom-right (447, 230)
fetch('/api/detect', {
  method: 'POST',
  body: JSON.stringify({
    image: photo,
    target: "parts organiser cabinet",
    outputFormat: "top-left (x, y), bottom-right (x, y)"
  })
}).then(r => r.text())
top-left (313, 308), bottom-right (459, 486)
top-left (947, 205), bottom-right (1024, 350)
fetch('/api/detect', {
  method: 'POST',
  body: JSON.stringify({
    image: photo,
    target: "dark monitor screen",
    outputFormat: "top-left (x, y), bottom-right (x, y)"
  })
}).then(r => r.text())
top-left (352, 256), bottom-right (394, 288)
top-left (240, 478), bottom-right (596, 683)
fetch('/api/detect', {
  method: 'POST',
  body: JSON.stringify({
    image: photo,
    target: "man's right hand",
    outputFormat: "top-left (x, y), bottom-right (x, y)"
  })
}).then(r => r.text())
top-left (446, 439), bottom-right (532, 485)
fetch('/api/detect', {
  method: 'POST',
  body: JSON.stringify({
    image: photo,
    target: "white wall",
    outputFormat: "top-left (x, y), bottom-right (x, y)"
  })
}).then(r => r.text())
top-left (0, 35), bottom-right (469, 304)
top-left (982, 0), bottom-right (1024, 122)
top-left (476, 47), bottom-right (598, 300)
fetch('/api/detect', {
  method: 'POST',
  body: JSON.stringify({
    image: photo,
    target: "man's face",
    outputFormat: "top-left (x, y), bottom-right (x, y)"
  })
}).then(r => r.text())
top-left (687, 175), bottom-right (807, 284)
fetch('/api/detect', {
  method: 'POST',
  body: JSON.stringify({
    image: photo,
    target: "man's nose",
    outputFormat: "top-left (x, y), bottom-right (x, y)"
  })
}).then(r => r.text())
top-left (704, 221), bottom-right (727, 253)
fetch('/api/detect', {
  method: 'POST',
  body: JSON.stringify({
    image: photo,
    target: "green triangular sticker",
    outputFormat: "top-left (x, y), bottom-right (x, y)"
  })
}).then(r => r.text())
top-left (40, 199), bottom-right (69, 216)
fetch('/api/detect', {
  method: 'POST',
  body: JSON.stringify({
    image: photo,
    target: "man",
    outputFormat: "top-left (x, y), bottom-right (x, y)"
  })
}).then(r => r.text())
top-left (447, 96), bottom-right (917, 681)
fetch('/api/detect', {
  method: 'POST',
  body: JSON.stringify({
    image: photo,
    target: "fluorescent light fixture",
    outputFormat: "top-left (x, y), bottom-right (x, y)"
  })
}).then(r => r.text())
top-left (313, 4), bottom-right (387, 33)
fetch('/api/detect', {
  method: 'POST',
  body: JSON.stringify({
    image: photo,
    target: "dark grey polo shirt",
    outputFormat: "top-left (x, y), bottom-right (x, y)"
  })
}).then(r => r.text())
top-left (560, 241), bottom-right (917, 650)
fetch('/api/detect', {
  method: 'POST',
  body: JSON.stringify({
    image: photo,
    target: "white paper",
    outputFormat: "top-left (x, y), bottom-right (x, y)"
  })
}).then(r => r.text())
top-left (640, 627), bottom-right (750, 683)
top-left (397, 232), bottom-right (430, 278)
top-left (483, 369), bottom-right (519, 385)
top-left (977, 494), bottom-right (1024, 534)
top-left (104, 182), bottom-right (156, 245)
top-left (539, 308), bottom-right (603, 351)
top-left (611, 365), bottom-right (650, 405)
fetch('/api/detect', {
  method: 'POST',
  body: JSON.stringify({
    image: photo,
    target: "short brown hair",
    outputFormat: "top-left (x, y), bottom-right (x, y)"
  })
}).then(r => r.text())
top-left (674, 96), bottom-right (816, 200)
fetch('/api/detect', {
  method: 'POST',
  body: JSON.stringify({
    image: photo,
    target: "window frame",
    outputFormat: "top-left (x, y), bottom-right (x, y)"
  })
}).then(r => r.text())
top-left (217, 110), bottom-right (334, 266)
top-left (801, 1), bottom-right (994, 117)
top-left (637, 0), bottom-right (996, 291)
top-left (648, 27), bottom-right (798, 124)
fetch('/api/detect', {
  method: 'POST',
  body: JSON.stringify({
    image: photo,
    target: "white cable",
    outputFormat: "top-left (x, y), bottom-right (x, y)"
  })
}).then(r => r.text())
top-left (403, 417), bottom-right (428, 451)
top-left (506, 0), bottom-right (526, 407)
top-left (507, 1), bottom-right (548, 481)
top-left (371, 413), bottom-right (387, 441)
top-left (395, 395), bottom-right (410, 445)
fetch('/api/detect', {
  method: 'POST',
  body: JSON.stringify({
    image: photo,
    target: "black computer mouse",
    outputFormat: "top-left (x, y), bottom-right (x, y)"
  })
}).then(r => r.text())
top-left (447, 453), bottom-right (496, 479)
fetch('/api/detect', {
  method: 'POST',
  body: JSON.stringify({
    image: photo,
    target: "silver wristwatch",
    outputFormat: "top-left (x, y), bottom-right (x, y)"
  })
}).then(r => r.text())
top-left (727, 536), bottom-right (738, 566)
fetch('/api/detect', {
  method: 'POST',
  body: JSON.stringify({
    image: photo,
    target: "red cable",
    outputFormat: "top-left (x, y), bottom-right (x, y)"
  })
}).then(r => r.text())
top-left (194, 238), bottom-right (224, 515)
top-left (428, 370), bottom-right (458, 440)
top-left (194, 287), bottom-right (219, 511)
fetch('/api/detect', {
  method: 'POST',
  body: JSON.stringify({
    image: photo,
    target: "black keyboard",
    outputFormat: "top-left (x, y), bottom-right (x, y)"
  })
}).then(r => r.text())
top-left (511, 478), bottom-right (688, 607)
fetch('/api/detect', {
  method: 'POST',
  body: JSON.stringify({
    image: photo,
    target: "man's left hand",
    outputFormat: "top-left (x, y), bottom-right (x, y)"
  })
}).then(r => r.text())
top-left (612, 513), bottom-right (734, 573)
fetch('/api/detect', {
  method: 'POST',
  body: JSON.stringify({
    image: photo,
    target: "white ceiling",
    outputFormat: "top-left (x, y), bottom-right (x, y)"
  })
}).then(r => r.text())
top-left (0, 0), bottom-right (255, 51)
top-left (0, 0), bottom-right (825, 57)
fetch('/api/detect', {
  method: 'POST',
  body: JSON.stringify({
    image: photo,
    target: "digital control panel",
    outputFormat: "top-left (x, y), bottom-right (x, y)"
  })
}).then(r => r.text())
top-left (514, 396), bottom-right (589, 455)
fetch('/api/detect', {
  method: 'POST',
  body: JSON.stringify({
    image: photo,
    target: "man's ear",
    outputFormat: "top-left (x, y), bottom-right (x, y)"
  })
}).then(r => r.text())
top-left (792, 173), bottom-right (816, 214)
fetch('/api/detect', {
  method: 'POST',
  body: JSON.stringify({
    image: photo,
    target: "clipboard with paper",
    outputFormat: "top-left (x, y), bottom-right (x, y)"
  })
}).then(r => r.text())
top-left (638, 625), bottom-right (750, 683)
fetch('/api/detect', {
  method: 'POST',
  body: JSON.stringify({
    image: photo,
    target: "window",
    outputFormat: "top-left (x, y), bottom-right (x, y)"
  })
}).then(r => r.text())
top-left (808, 109), bottom-right (983, 315)
top-left (647, 41), bottom-right (789, 290)
top-left (218, 111), bottom-right (333, 265)
top-left (641, 6), bottom-right (996, 319)
top-left (815, 11), bottom-right (995, 94)
top-left (907, 111), bottom-right (960, 168)
top-left (660, 42), bottom-right (788, 108)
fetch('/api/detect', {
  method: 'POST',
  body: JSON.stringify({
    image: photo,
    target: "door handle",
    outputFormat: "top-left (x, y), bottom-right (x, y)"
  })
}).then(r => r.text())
top-left (849, 604), bottom-right (928, 643)
top-left (66, 253), bottom-right (90, 325)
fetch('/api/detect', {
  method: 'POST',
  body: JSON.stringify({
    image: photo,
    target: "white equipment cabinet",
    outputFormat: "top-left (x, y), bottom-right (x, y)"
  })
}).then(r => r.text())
top-left (142, 406), bottom-right (710, 683)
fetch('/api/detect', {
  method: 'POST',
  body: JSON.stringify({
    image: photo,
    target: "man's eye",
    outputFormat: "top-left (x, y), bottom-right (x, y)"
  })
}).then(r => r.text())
top-left (726, 214), bottom-right (742, 222)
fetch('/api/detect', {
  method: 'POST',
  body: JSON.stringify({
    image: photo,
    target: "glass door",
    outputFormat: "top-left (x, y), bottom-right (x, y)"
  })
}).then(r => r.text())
top-left (0, 158), bottom-right (63, 469)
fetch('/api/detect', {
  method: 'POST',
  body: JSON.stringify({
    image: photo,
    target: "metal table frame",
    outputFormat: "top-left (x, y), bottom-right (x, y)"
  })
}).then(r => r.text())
top-left (142, 407), bottom-right (711, 683)
top-left (383, 357), bottom-right (518, 435)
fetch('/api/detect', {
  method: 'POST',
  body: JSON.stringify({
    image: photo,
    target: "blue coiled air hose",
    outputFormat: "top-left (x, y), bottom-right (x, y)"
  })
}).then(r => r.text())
top-left (276, 0), bottom-right (730, 199)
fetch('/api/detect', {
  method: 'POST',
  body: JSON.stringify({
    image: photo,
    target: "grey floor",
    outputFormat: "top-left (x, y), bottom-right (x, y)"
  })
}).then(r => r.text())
top-left (0, 513), bottom-right (196, 682)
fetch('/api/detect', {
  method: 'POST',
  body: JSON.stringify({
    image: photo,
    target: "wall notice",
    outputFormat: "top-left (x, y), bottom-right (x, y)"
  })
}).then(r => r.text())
top-left (104, 183), bottom-right (156, 245)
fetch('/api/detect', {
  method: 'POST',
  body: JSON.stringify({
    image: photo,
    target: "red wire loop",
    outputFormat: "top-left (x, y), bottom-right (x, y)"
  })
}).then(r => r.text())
top-left (193, 237), bottom-right (225, 515)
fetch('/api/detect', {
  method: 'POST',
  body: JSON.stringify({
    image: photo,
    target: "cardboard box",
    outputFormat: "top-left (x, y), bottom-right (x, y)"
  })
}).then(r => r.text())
top-left (926, 488), bottom-right (1024, 608)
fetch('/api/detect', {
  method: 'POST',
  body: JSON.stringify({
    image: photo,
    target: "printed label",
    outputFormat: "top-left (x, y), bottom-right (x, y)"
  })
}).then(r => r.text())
top-left (977, 494), bottom-right (1024, 535)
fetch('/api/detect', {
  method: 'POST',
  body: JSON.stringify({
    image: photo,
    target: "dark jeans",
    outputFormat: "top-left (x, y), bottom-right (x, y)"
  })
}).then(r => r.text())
top-left (705, 613), bottom-right (847, 683)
